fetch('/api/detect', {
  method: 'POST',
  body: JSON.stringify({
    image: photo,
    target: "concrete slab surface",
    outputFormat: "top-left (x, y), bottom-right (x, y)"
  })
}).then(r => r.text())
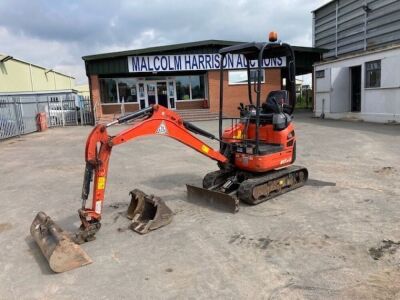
top-left (1, 113), bottom-right (400, 299)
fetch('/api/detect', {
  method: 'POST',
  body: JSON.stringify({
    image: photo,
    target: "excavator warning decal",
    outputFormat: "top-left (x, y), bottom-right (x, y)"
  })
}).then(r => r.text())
top-left (201, 145), bottom-right (210, 154)
top-left (97, 177), bottom-right (106, 189)
top-left (95, 201), bottom-right (102, 214)
top-left (156, 121), bottom-right (168, 135)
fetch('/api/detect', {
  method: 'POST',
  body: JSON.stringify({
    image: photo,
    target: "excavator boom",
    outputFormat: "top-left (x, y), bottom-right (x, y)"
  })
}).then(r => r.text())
top-left (81, 105), bottom-right (228, 224)
top-left (31, 104), bottom-right (233, 272)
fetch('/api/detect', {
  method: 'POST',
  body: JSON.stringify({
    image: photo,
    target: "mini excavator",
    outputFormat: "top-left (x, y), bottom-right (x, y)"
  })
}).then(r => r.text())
top-left (31, 32), bottom-right (308, 272)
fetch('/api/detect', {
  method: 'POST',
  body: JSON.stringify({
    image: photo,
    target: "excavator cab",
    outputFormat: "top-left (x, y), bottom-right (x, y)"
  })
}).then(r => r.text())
top-left (188, 32), bottom-right (307, 211)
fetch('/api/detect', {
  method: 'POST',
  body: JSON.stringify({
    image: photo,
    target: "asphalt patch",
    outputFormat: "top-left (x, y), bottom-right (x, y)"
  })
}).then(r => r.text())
top-left (374, 166), bottom-right (397, 175)
top-left (0, 223), bottom-right (12, 233)
top-left (369, 240), bottom-right (400, 260)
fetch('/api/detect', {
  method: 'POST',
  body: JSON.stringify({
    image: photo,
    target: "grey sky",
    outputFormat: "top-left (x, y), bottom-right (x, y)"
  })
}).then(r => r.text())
top-left (0, 0), bottom-right (330, 83)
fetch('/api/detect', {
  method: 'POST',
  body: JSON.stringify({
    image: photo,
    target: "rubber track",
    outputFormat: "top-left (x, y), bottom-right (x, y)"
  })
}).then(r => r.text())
top-left (237, 165), bottom-right (308, 205)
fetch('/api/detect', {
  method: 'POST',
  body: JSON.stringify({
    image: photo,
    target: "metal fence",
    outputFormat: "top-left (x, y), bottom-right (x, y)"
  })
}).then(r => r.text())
top-left (0, 95), bottom-right (94, 140)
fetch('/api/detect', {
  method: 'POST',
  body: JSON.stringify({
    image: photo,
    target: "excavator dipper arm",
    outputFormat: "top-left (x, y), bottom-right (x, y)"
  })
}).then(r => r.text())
top-left (77, 105), bottom-right (228, 242)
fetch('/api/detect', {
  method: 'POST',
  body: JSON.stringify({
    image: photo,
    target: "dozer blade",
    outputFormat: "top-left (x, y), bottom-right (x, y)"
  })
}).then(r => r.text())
top-left (186, 184), bottom-right (239, 213)
top-left (127, 189), bottom-right (173, 234)
top-left (30, 212), bottom-right (92, 273)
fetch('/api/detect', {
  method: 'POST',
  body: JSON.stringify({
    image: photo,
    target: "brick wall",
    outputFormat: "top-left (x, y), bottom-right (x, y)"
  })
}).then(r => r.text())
top-left (208, 69), bottom-right (282, 117)
top-left (176, 100), bottom-right (204, 110)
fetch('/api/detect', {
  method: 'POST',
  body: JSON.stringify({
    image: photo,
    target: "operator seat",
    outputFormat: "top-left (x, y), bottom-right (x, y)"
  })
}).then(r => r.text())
top-left (262, 90), bottom-right (289, 114)
top-left (262, 90), bottom-right (292, 131)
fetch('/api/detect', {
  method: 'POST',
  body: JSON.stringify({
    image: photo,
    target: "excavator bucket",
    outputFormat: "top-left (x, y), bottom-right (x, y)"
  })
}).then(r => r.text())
top-left (30, 212), bottom-right (92, 273)
top-left (186, 184), bottom-right (240, 213)
top-left (127, 189), bottom-right (173, 234)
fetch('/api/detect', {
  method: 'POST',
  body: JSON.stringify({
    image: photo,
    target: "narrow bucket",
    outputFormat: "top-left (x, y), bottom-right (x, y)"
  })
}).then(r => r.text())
top-left (186, 184), bottom-right (239, 213)
top-left (127, 189), bottom-right (173, 234)
top-left (30, 212), bottom-right (92, 273)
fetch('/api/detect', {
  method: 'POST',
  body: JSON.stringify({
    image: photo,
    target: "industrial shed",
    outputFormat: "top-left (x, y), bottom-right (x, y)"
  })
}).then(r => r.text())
top-left (313, 0), bottom-right (400, 123)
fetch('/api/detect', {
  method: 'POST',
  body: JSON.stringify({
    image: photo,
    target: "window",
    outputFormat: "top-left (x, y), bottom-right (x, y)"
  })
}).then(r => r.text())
top-left (190, 75), bottom-right (205, 99)
top-left (176, 75), bottom-right (206, 100)
top-left (365, 60), bottom-right (381, 88)
top-left (176, 76), bottom-right (191, 100)
top-left (316, 70), bottom-right (325, 78)
top-left (228, 70), bottom-right (265, 85)
top-left (100, 78), bottom-right (139, 103)
top-left (117, 78), bottom-right (138, 102)
top-left (99, 78), bottom-right (118, 103)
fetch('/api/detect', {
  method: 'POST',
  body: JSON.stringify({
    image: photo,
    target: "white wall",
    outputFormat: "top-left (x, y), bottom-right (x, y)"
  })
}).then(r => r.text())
top-left (314, 46), bottom-right (400, 123)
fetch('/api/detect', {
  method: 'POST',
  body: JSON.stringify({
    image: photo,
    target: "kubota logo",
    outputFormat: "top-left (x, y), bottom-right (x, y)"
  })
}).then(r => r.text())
top-left (156, 121), bottom-right (168, 135)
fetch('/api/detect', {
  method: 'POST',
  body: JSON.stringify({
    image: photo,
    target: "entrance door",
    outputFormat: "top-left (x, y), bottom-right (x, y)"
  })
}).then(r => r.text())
top-left (146, 82), bottom-right (157, 106)
top-left (157, 82), bottom-right (168, 108)
top-left (167, 81), bottom-right (176, 109)
top-left (350, 66), bottom-right (361, 112)
top-left (137, 82), bottom-right (147, 109)
top-left (330, 67), bottom-right (350, 113)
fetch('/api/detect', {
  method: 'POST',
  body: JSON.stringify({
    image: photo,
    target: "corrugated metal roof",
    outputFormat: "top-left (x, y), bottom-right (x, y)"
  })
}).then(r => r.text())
top-left (83, 40), bottom-right (327, 61)
top-left (82, 40), bottom-right (245, 61)
top-left (83, 40), bottom-right (327, 76)
top-left (0, 52), bottom-right (75, 79)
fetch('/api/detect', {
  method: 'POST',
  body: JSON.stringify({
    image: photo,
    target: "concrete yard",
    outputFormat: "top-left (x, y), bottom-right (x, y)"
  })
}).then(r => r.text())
top-left (1, 113), bottom-right (400, 299)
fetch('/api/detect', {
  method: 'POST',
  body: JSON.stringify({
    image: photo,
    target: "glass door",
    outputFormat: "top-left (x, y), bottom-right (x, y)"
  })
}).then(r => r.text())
top-left (146, 82), bottom-right (157, 106)
top-left (137, 82), bottom-right (147, 109)
top-left (167, 80), bottom-right (176, 109)
top-left (157, 82), bottom-right (168, 108)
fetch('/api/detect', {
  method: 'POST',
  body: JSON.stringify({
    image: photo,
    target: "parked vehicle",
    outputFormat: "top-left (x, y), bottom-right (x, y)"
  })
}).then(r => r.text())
top-left (48, 102), bottom-right (78, 126)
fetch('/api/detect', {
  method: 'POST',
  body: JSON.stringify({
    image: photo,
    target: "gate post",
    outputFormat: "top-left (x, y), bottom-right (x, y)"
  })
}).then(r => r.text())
top-left (35, 95), bottom-right (40, 114)
top-left (12, 97), bottom-right (22, 136)
top-left (79, 97), bottom-right (84, 125)
top-left (47, 96), bottom-right (51, 127)
top-left (75, 96), bottom-right (79, 126)
top-left (60, 97), bottom-right (65, 126)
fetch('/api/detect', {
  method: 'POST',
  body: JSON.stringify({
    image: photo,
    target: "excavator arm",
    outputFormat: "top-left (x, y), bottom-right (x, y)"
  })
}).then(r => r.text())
top-left (76, 104), bottom-right (228, 242)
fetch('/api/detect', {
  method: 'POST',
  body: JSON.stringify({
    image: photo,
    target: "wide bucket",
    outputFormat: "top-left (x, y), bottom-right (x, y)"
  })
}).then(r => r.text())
top-left (127, 189), bottom-right (173, 234)
top-left (186, 184), bottom-right (239, 213)
top-left (30, 212), bottom-right (92, 273)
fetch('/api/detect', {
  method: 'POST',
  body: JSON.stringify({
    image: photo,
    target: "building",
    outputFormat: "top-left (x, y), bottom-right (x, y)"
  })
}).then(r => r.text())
top-left (313, 0), bottom-right (400, 123)
top-left (82, 40), bottom-right (324, 120)
top-left (0, 53), bottom-right (77, 99)
top-left (75, 83), bottom-right (90, 98)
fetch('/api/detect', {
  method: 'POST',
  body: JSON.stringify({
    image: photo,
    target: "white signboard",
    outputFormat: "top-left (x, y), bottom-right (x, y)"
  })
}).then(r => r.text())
top-left (128, 54), bottom-right (286, 73)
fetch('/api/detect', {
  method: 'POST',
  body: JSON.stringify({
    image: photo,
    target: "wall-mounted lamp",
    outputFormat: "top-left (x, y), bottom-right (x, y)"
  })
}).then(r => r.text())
top-left (362, 5), bottom-right (371, 13)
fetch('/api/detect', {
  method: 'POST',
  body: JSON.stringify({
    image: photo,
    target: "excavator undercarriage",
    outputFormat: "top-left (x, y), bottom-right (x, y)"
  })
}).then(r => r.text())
top-left (187, 165), bottom-right (308, 213)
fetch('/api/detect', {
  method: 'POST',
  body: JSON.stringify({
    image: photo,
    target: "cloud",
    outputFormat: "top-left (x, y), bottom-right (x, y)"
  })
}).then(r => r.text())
top-left (0, 0), bottom-right (331, 83)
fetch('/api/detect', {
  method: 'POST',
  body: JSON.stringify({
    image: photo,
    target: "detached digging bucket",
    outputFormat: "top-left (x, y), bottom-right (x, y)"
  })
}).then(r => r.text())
top-left (30, 212), bottom-right (92, 273)
top-left (127, 189), bottom-right (173, 234)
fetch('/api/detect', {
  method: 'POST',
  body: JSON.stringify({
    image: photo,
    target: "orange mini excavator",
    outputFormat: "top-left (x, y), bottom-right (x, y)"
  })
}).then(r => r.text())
top-left (31, 32), bottom-right (308, 272)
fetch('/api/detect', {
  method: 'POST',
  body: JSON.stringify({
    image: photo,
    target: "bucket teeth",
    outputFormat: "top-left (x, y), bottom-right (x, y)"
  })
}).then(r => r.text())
top-left (30, 212), bottom-right (92, 273)
top-left (127, 189), bottom-right (173, 234)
